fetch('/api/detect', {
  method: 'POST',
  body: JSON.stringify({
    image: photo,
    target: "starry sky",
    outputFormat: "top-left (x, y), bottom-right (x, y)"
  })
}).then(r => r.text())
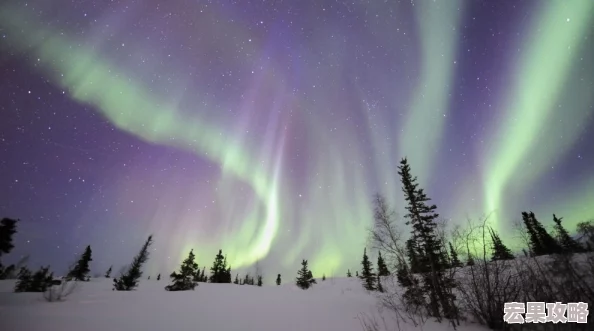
top-left (0, 0), bottom-right (593, 281)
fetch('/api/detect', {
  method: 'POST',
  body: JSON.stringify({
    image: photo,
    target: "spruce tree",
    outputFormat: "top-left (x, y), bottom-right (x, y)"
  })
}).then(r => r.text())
top-left (395, 256), bottom-right (426, 308)
top-left (68, 245), bottom-right (93, 281)
top-left (553, 214), bottom-right (583, 253)
top-left (276, 274), bottom-right (281, 285)
top-left (209, 249), bottom-right (230, 283)
top-left (105, 266), bottom-right (112, 278)
top-left (347, 269), bottom-right (352, 277)
top-left (113, 235), bottom-right (153, 291)
top-left (257, 275), bottom-right (263, 286)
top-left (234, 274), bottom-right (239, 284)
top-left (356, 271), bottom-right (359, 277)
top-left (359, 248), bottom-right (376, 291)
top-left (448, 242), bottom-right (463, 267)
top-left (377, 251), bottom-right (390, 276)
top-left (199, 267), bottom-right (206, 282)
top-left (489, 228), bottom-right (515, 261)
top-left (165, 249), bottom-right (199, 291)
top-left (296, 259), bottom-right (314, 290)
top-left (0, 218), bottom-right (18, 258)
top-left (529, 212), bottom-right (562, 255)
top-left (398, 158), bottom-right (455, 321)
top-left (322, 274), bottom-right (326, 281)
top-left (307, 270), bottom-right (317, 284)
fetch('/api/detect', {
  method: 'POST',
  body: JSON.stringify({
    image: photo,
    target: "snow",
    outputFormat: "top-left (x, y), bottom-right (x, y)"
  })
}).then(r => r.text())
top-left (0, 277), bottom-right (488, 331)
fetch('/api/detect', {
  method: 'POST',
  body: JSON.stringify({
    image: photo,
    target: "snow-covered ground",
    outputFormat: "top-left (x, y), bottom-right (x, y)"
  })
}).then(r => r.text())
top-left (0, 277), bottom-right (487, 331)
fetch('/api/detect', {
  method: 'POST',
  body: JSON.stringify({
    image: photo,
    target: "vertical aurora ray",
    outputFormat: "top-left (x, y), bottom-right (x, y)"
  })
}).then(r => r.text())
top-left (0, 4), bottom-right (281, 269)
top-left (482, 0), bottom-right (594, 232)
top-left (398, 0), bottom-right (463, 183)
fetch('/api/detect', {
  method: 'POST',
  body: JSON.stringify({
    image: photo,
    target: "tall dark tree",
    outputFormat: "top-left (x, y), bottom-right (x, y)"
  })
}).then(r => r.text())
top-left (346, 269), bottom-right (352, 277)
top-left (553, 214), bottom-right (583, 253)
top-left (113, 235), bottom-right (153, 291)
top-left (448, 242), bottom-right (463, 267)
top-left (523, 212), bottom-right (562, 256)
top-left (199, 267), bottom-right (206, 282)
top-left (296, 259), bottom-right (314, 290)
top-left (68, 245), bottom-right (93, 281)
top-left (398, 158), bottom-right (456, 322)
top-left (234, 274), bottom-right (239, 284)
top-left (165, 249), bottom-right (199, 291)
top-left (377, 251), bottom-right (390, 276)
top-left (395, 256), bottom-right (426, 308)
top-left (359, 248), bottom-right (376, 291)
top-left (356, 271), bottom-right (359, 277)
top-left (257, 275), bottom-right (263, 287)
top-left (105, 266), bottom-right (112, 278)
top-left (276, 274), bottom-right (281, 285)
top-left (322, 274), bottom-right (326, 281)
top-left (209, 249), bottom-right (231, 283)
top-left (489, 228), bottom-right (515, 261)
top-left (0, 218), bottom-right (18, 257)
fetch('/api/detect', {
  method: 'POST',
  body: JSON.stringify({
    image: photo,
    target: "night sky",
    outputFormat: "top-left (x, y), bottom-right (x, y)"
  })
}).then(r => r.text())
top-left (1, 0), bottom-right (593, 281)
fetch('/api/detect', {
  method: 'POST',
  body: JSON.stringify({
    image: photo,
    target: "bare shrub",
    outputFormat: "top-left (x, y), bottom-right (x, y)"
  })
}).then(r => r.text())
top-left (43, 279), bottom-right (77, 302)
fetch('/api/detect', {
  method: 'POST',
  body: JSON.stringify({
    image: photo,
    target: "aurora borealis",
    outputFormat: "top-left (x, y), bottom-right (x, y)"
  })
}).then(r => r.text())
top-left (0, 0), bottom-right (593, 281)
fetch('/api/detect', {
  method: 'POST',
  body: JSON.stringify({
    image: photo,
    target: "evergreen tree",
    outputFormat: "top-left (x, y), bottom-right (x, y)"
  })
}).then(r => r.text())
top-left (105, 266), bottom-right (112, 278)
top-left (398, 158), bottom-right (456, 322)
top-left (243, 273), bottom-right (250, 285)
top-left (523, 211), bottom-right (544, 256)
top-left (165, 249), bottom-right (199, 291)
top-left (322, 274), bottom-right (326, 281)
top-left (113, 235), bottom-right (153, 291)
top-left (356, 271), bottom-right (359, 277)
top-left (553, 214), bottom-right (583, 253)
top-left (276, 274), bottom-right (281, 285)
top-left (530, 212), bottom-right (562, 255)
top-left (209, 249), bottom-right (231, 283)
top-left (377, 251), bottom-right (390, 276)
top-left (234, 274), bottom-right (239, 284)
top-left (448, 242), bottom-right (463, 267)
top-left (257, 275), bottom-right (263, 287)
top-left (199, 267), bottom-right (206, 282)
top-left (67, 245), bottom-right (93, 281)
top-left (296, 259), bottom-right (314, 290)
top-left (359, 247), bottom-right (376, 291)
top-left (14, 267), bottom-right (32, 292)
top-left (489, 228), bottom-right (515, 261)
top-left (395, 256), bottom-right (426, 309)
top-left (0, 218), bottom-right (18, 258)
top-left (157, 273), bottom-right (161, 281)
top-left (346, 269), bottom-right (352, 277)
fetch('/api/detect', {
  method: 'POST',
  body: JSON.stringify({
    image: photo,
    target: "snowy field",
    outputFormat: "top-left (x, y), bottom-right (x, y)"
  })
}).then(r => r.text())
top-left (0, 277), bottom-right (487, 331)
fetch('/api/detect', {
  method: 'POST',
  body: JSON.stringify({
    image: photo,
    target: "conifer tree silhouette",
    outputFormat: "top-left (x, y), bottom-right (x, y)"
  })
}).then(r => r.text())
top-left (68, 245), bottom-right (92, 281)
top-left (113, 235), bottom-right (153, 291)
top-left (165, 249), bottom-right (199, 291)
